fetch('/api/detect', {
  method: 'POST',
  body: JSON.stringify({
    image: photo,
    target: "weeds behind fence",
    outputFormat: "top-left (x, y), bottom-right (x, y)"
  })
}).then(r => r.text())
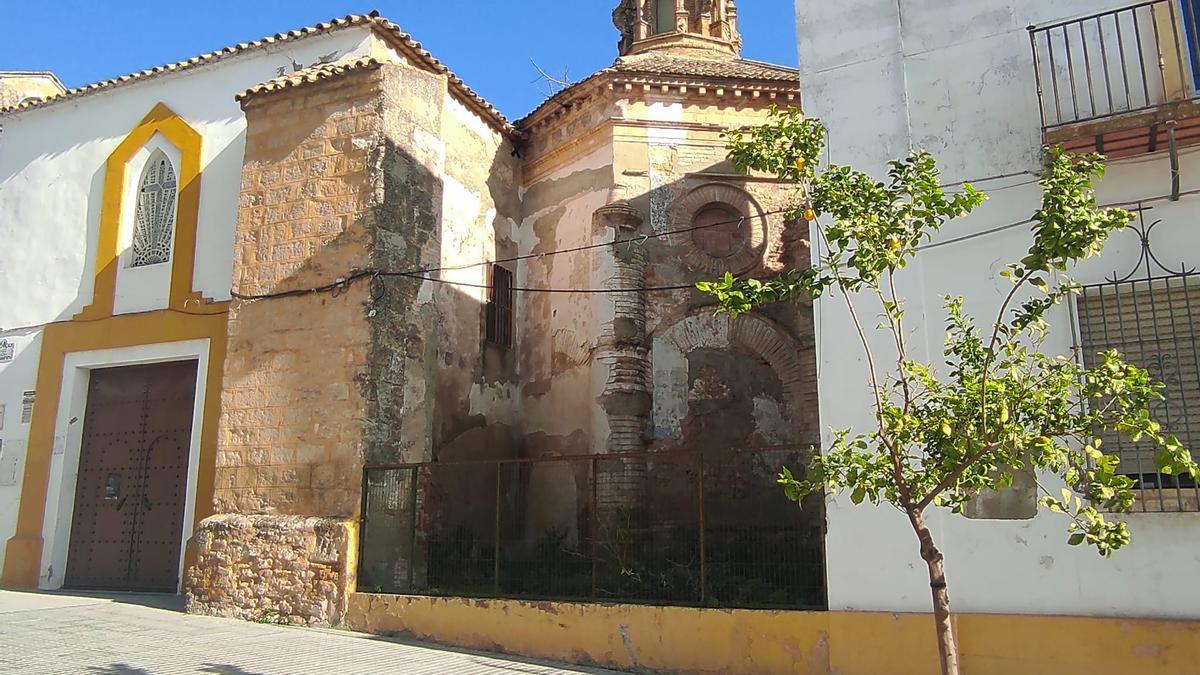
top-left (358, 446), bottom-right (826, 610)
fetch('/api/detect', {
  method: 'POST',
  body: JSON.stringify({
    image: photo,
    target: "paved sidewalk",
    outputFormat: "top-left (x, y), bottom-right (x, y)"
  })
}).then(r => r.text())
top-left (0, 590), bottom-right (622, 675)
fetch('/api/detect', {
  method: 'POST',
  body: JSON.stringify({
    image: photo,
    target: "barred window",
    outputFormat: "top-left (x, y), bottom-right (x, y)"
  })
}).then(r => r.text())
top-left (131, 150), bottom-right (178, 268)
top-left (1076, 276), bottom-right (1200, 512)
top-left (486, 264), bottom-right (514, 349)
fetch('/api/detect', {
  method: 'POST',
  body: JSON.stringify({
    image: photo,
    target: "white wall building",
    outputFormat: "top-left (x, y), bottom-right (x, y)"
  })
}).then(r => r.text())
top-left (797, 0), bottom-right (1200, 619)
top-left (0, 17), bottom-right (384, 582)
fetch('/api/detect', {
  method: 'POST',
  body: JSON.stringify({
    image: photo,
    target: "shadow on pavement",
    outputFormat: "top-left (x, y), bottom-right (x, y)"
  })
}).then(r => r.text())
top-left (200, 665), bottom-right (270, 675)
top-left (25, 589), bottom-right (184, 612)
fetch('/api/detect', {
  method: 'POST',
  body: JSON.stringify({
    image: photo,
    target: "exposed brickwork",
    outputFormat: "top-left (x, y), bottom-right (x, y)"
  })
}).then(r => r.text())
top-left (185, 514), bottom-right (354, 626)
top-left (593, 200), bottom-right (651, 507)
top-left (665, 182), bottom-right (770, 276)
top-left (188, 60), bottom-right (523, 626)
top-left (186, 70), bottom-right (385, 626)
top-left (177, 18), bottom-right (815, 638)
top-left (649, 306), bottom-right (819, 450)
top-left (216, 71), bottom-right (384, 518)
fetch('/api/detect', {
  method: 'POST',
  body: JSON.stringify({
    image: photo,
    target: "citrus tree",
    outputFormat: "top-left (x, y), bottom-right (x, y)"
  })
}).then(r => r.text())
top-left (697, 106), bottom-right (1198, 675)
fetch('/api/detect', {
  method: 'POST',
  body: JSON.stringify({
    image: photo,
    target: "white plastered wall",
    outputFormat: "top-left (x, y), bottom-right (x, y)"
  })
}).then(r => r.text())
top-left (0, 27), bottom-right (378, 332)
top-left (38, 339), bottom-right (211, 591)
top-left (0, 27), bottom-right (379, 572)
top-left (797, 0), bottom-right (1200, 619)
top-left (0, 329), bottom-right (43, 573)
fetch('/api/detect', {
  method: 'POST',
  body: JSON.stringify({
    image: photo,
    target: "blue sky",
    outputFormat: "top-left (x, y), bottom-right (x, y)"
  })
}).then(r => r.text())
top-left (0, 1), bottom-right (798, 119)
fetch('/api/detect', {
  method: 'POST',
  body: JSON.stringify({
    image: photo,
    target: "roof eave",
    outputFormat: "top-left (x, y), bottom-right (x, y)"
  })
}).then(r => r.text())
top-left (516, 66), bottom-right (801, 131)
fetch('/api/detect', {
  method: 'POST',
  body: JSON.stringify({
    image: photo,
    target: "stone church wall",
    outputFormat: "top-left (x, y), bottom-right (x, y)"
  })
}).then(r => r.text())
top-left (187, 66), bottom-right (385, 625)
top-left (186, 59), bottom-right (523, 624)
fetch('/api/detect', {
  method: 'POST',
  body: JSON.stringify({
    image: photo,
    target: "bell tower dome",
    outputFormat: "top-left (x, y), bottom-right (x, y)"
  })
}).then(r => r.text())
top-left (613, 0), bottom-right (741, 58)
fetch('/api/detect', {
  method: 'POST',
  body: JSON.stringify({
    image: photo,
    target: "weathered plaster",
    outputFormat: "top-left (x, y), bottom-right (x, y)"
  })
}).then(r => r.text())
top-left (344, 593), bottom-right (1200, 675)
top-left (797, 0), bottom-right (1200, 619)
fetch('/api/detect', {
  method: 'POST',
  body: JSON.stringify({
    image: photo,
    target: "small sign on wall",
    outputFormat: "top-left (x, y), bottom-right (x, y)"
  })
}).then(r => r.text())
top-left (20, 391), bottom-right (34, 424)
top-left (0, 340), bottom-right (13, 363)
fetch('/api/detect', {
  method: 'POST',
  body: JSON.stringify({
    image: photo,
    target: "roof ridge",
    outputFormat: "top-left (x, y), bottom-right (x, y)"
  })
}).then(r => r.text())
top-left (0, 10), bottom-right (515, 134)
top-left (364, 15), bottom-right (513, 132)
top-left (734, 57), bottom-right (800, 73)
top-left (0, 12), bottom-right (380, 116)
top-left (236, 57), bottom-right (384, 103)
top-left (517, 55), bottom-right (800, 129)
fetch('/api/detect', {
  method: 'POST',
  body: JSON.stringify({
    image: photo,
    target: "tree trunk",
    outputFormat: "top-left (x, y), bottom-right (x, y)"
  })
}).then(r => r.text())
top-left (909, 509), bottom-right (961, 675)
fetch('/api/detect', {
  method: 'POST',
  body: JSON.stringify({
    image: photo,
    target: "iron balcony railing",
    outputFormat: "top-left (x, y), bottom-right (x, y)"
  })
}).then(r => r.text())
top-left (1030, 0), bottom-right (1200, 131)
top-left (357, 445), bottom-right (827, 610)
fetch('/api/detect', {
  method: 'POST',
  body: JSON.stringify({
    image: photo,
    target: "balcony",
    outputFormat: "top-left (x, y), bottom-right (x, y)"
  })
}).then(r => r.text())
top-left (1030, 0), bottom-right (1200, 158)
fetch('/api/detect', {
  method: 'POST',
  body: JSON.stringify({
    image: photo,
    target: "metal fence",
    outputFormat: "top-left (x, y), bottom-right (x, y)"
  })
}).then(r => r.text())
top-left (358, 446), bottom-right (826, 610)
top-left (1075, 215), bottom-right (1200, 513)
top-left (1030, 0), bottom-right (1200, 130)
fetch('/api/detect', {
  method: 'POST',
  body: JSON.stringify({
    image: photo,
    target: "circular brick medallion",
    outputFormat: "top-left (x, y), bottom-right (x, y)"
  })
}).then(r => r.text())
top-left (691, 203), bottom-right (747, 259)
top-left (669, 182), bottom-right (767, 275)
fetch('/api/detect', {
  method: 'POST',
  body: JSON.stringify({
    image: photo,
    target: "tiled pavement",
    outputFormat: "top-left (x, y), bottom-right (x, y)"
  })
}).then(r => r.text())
top-left (0, 590), bottom-right (623, 675)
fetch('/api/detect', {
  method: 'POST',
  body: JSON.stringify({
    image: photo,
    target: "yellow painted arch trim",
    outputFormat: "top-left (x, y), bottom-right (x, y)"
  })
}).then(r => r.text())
top-left (2, 103), bottom-right (230, 588)
top-left (75, 102), bottom-right (221, 320)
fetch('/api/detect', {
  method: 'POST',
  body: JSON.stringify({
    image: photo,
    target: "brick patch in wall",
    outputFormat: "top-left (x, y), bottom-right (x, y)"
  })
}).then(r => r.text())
top-left (184, 514), bottom-right (355, 627)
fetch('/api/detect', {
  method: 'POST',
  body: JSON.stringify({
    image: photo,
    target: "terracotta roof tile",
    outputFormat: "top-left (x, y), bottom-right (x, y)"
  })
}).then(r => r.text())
top-left (236, 58), bottom-right (383, 102)
top-left (518, 55), bottom-right (799, 128)
top-left (367, 14), bottom-right (512, 132)
top-left (612, 54), bottom-right (799, 81)
top-left (0, 11), bottom-right (513, 133)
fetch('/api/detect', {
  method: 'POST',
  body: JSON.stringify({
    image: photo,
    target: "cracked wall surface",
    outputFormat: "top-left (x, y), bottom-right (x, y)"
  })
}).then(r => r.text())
top-left (187, 53), bottom-right (522, 623)
top-left (187, 33), bottom-right (819, 625)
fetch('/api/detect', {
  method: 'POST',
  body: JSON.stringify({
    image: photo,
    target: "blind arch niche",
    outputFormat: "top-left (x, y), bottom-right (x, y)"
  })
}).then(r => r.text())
top-left (130, 149), bottom-right (179, 268)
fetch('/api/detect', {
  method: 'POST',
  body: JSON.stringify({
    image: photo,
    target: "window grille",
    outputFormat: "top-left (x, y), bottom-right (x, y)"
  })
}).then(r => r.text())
top-left (131, 150), bottom-right (178, 268)
top-left (1076, 277), bottom-right (1200, 512)
top-left (486, 264), bottom-right (514, 349)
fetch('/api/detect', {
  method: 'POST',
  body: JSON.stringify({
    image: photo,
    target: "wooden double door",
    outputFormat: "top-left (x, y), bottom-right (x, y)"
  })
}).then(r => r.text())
top-left (65, 361), bottom-right (198, 592)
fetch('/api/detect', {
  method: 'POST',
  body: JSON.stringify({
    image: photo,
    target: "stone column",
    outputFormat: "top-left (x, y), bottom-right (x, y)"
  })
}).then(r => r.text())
top-left (675, 0), bottom-right (689, 33)
top-left (636, 0), bottom-right (651, 41)
top-left (710, 0), bottom-right (727, 40)
top-left (592, 196), bottom-right (649, 511)
top-left (727, 0), bottom-right (741, 51)
top-left (699, 0), bottom-right (713, 35)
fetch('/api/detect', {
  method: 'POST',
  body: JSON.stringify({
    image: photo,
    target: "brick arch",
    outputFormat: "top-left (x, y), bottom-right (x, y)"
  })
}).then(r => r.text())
top-left (650, 310), bottom-right (811, 441)
top-left (667, 182), bottom-right (768, 276)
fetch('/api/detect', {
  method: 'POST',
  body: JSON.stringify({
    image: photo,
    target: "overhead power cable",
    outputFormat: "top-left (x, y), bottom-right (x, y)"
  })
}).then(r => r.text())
top-left (230, 170), bottom-right (1134, 301)
top-left (231, 209), bottom-right (787, 301)
top-left (404, 210), bottom-right (784, 277)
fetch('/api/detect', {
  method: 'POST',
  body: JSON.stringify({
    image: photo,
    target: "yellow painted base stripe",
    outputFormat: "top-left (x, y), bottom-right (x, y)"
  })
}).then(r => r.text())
top-left (344, 594), bottom-right (1200, 675)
